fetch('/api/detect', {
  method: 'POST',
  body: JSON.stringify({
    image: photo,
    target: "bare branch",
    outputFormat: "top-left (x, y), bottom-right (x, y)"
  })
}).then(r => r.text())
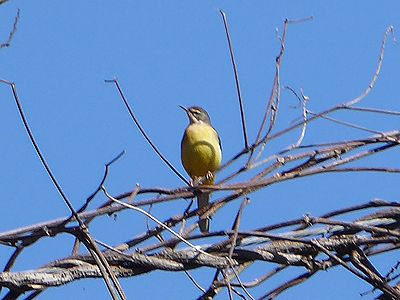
top-left (220, 10), bottom-right (249, 150)
top-left (0, 79), bottom-right (126, 300)
top-left (105, 78), bottom-right (190, 186)
top-left (1, 15), bottom-right (399, 300)
top-left (0, 9), bottom-right (20, 48)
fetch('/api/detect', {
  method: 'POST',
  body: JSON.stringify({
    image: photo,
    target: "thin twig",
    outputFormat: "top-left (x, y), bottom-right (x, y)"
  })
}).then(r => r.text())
top-left (259, 270), bottom-right (317, 300)
top-left (0, 80), bottom-right (80, 227)
top-left (184, 270), bottom-right (206, 293)
top-left (220, 10), bottom-right (249, 150)
top-left (311, 240), bottom-right (399, 299)
top-left (253, 19), bottom-right (288, 144)
top-left (73, 151), bottom-right (127, 255)
top-left (282, 87), bottom-right (309, 151)
top-left (250, 17), bottom-right (313, 165)
top-left (222, 270), bottom-right (234, 300)
top-left (230, 267), bottom-right (256, 300)
top-left (0, 9), bottom-right (20, 48)
top-left (226, 198), bottom-right (254, 299)
top-left (309, 216), bottom-right (400, 238)
top-left (228, 198), bottom-right (249, 259)
top-left (346, 26), bottom-right (395, 107)
top-left (308, 110), bottom-right (384, 135)
top-left (230, 266), bottom-right (287, 288)
top-left (78, 150), bottom-right (125, 214)
top-left (101, 187), bottom-right (216, 258)
top-left (250, 26), bottom-right (395, 155)
top-left (345, 106), bottom-right (400, 116)
top-left (105, 78), bottom-right (190, 186)
top-left (0, 79), bottom-right (126, 300)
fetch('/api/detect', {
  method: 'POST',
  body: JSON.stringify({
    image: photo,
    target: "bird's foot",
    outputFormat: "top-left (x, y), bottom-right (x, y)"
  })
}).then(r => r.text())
top-left (205, 171), bottom-right (214, 182)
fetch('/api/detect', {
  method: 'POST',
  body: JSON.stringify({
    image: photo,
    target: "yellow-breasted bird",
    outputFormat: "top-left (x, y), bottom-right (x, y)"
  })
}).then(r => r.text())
top-left (180, 106), bottom-right (222, 233)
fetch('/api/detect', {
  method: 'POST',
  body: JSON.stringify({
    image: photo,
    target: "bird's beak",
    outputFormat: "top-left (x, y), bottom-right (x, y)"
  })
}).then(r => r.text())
top-left (180, 105), bottom-right (196, 123)
top-left (179, 105), bottom-right (188, 113)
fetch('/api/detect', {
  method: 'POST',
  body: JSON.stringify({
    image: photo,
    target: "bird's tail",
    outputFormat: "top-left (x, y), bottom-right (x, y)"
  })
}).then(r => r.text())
top-left (197, 192), bottom-right (210, 233)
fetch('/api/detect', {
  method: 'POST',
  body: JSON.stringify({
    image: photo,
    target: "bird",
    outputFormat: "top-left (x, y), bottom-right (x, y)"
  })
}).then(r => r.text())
top-left (180, 106), bottom-right (222, 233)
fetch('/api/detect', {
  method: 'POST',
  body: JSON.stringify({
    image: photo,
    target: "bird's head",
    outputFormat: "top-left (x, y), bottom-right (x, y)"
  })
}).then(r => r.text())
top-left (180, 105), bottom-right (211, 125)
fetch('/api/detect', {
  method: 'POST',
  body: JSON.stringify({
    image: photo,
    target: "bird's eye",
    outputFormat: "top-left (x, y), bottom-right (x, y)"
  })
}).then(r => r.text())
top-left (192, 109), bottom-right (201, 115)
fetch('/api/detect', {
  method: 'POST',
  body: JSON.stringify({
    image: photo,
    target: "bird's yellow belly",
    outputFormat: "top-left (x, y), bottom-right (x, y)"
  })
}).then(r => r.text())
top-left (181, 123), bottom-right (222, 181)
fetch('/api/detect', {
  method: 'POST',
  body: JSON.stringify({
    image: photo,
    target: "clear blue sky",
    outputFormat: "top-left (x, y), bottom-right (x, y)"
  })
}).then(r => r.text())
top-left (1, 1), bottom-right (399, 299)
